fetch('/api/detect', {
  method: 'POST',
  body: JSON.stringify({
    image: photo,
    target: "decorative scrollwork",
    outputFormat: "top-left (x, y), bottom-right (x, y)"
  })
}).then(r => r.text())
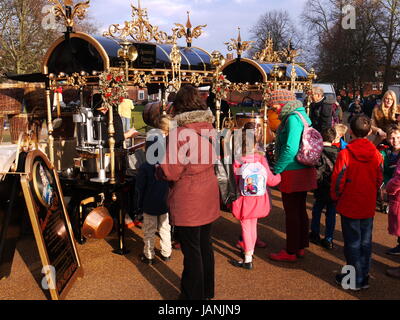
top-left (253, 35), bottom-right (282, 63)
top-left (174, 11), bottom-right (207, 47)
top-left (48, 0), bottom-right (90, 28)
top-left (66, 72), bottom-right (87, 88)
top-left (132, 71), bottom-right (152, 88)
top-left (103, 0), bottom-right (168, 43)
top-left (224, 27), bottom-right (253, 59)
top-left (189, 73), bottom-right (204, 87)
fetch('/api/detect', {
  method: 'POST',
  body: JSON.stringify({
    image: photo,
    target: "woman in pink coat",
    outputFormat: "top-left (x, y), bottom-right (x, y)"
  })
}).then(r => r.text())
top-left (230, 123), bottom-right (281, 269)
top-left (385, 163), bottom-right (400, 255)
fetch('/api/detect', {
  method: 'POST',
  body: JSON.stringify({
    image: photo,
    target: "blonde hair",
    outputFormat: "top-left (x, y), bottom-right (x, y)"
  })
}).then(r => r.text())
top-left (333, 123), bottom-right (348, 143)
top-left (334, 123), bottom-right (348, 137)
top-left (381, 90), bottom-right (398, 121)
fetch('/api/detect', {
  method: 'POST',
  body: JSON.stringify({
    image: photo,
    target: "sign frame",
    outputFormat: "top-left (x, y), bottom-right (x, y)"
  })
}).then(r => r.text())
top-left (20, 150), bottom-right (83, 300)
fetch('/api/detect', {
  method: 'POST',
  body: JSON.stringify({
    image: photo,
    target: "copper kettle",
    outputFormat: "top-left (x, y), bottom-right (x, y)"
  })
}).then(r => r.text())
top-left (82, 206), bottom-right (113, 239)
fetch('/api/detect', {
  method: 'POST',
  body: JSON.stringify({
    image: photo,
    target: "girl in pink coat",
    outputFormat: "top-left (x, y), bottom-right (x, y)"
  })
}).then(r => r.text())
top-left (386, 162), bottom-right (400, 254)
top-left (230, 124), bottom-right (281, 269)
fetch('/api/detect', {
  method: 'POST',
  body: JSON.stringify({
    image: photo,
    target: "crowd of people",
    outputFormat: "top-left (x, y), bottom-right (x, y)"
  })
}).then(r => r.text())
top-left (125, 84), bottom-right (400, 300)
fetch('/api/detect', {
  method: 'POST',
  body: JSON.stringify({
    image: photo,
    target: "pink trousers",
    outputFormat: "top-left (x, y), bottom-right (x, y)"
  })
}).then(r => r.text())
top-left (241, 218), bottom-right (258, 254)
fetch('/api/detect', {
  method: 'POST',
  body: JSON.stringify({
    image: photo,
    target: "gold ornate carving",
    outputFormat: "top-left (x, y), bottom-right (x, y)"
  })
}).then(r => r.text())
top-left (253, 35), bottom-right (282, 63)
top-left (48, 0), bottom-right (90, 28)
top-left (66, 72), bottom-right (87, 88)
top-left (225, 27), bottom-right (253, 59)
top-left (103, 0), bottom-right (168, 43)
top-left (174, 11), bottom-right (207, 47)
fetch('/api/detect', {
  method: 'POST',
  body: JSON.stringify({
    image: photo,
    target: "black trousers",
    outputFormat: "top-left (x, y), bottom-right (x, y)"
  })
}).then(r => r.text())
top-left (175, 223), bottom-right (215, 300)
top-left (281, 191), bottom-right (309, 254)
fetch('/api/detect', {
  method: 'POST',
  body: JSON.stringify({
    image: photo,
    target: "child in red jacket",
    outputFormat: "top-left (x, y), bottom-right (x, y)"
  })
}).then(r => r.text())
top-left (331, 115), bottom-right (383, 290)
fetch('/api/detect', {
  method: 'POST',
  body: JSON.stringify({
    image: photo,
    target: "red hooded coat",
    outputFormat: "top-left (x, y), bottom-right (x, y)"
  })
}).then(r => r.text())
top-left (330, 138), bottom-right (383, 219)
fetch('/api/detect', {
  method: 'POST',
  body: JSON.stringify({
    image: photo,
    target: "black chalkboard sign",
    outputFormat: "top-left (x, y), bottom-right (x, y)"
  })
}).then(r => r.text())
top-left (20, 150), bottom-right (83, 300)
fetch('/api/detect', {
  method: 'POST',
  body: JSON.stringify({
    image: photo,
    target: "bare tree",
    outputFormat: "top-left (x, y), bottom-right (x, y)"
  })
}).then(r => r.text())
top-left (248, 10), bottom-right (301, 59)
top-left (302, 0), bottom-right (380, 95)
top-left (368, 0), bottom-right (400, 92)
top-left (0, 0), bottom-right (99, 75)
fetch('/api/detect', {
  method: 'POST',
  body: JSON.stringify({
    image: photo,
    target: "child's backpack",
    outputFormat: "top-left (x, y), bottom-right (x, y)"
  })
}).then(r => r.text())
top-left (293, 111), bottom-right (324, 166)
top-left (238, 162), bottom-right (268, 196)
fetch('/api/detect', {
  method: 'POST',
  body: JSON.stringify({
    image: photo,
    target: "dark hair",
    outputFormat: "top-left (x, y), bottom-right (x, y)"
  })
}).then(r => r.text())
top-left (167, 92), bottom-right (176, 103)
top-left (321, 127), bottom-right (337, 143)
top-left (386, 123), bottom-right (400, 137)
top-left (350, 114), bottom-right (371, 138)
top-left (173, 85), bottom-right (207, 114)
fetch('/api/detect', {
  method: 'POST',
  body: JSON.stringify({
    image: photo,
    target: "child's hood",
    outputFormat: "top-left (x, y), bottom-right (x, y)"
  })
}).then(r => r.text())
top-left (346, 138), bottom-right (377, 162)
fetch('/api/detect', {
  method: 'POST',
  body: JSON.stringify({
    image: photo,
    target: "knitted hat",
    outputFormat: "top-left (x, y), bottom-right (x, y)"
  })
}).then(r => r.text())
top-left (268, 89), bottom-right (296, 106)
top-left (279, 100), bottom-right (303, 120)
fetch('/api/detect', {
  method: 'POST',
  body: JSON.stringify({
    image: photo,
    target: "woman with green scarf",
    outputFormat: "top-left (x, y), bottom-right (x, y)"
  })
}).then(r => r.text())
top-left (269, 98), bottom-right (317, 262)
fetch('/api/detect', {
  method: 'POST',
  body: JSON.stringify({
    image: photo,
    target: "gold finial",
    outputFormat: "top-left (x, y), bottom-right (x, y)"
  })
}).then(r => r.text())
top-left (186, 11), bottom-right (192, 29)
top-left (103, 0), bottom-right (168, 43)
top-left (48, 0), bottom-right (90, 29)
top-left (174, 11), bottom-right (206, 47)
top-left (225, 27), bottom-right (253, 59)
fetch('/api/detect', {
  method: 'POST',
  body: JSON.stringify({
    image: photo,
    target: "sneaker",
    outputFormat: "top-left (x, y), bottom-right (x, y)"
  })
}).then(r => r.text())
top-left (139, 254), bottom-right (156, 265)
top-left (230, 260), bottom-right (253, 270)
top-left (320, 238), bottom-right (334, 250)
top-left (309, 232), bottom-right (321, 245)
top-left (386, 267), bottom-right (400, 279)
top-left (296, 249), bottom-right (305, 258)
top-left (386, 245), bottom-right (400, 255)
top-left (269, 250), bottom-right (297, 262)
top-left (335, 273), bottom-right (361, 291)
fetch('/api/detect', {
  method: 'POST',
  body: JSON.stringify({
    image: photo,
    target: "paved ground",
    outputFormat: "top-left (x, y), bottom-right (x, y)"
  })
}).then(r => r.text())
top-left (1, 188), bottom-right (400, 300)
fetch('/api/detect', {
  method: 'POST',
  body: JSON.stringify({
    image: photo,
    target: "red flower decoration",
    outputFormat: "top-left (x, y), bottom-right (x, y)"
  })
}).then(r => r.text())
top-left (105, 92), bottom-right (112, 98)
top-left (115, 76), bottom-right (123, 82)
top-left (107, 74), bottom-right (113, 81)
top-left (119, 97), bottom-right (124, 103)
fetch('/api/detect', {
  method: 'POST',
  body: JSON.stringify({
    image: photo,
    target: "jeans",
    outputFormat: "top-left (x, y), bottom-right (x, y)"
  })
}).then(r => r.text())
top-left (311, 199), bottom-right (336, 242)
top-left (175, 223), bottom-right (215, 300)
top-left (341, 215), bottom-right (373, 287)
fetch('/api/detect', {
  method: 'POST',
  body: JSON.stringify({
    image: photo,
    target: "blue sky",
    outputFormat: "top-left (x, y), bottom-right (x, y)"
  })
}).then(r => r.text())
top-left (89, 0), bottom-right (307, 55)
